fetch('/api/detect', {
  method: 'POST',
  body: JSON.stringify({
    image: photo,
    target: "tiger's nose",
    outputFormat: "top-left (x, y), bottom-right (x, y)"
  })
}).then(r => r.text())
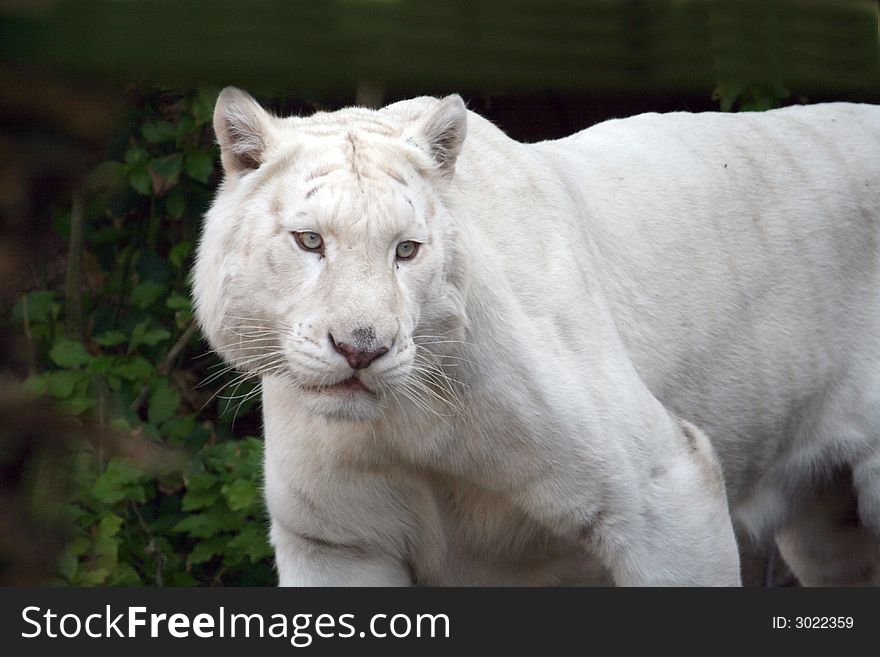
top-left (328, 332), bottom-right (389, 370)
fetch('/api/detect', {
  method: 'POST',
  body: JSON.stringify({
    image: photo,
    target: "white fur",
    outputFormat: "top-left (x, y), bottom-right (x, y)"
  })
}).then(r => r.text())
top-left (194, 88), bottom-right (880, 586)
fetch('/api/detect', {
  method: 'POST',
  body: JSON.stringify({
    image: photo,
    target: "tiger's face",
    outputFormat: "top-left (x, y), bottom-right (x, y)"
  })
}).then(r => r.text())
top-left (193, 89), bottom-right (468, 421)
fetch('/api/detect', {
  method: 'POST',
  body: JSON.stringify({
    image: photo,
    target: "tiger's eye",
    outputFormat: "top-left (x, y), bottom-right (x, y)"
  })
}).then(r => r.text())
top-left (396, 240), bottom-right (419, 260)
top-left (294, 231), bottom-right (324, 252)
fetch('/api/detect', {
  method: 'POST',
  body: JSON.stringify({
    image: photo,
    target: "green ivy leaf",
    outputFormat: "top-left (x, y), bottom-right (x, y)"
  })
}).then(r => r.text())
top-left (221, 479), bottom-right (258, 512)
top-left (188, 537), bottom-right (228, 565)
top-left (130, 281), bottom-right (166, 309)
top-left (87, 355), bottom-right (114, 374)
top-left (172, 505), bottom-right (240, 538)
top-left (98, 513), bottom-right (124, 538)
top-left (67, 536), bottom-right (91, 557)
top-left (128, 321), bottom-right (172, 355)
top-left (47, 369), bottom-right (81, 399)
top-left (112, 356), bottom-right (153, 381)
top-left (181, 486), bottom-right (220, 512)
top-left (169, 242), bottom-right (191, 269)
top-left (61, 395), bottom-right (93, 416)
top-left (149, 380), bottom-right (180, 426)
top-left (148, 154), bottom-right (183, 196)
top-left (50, 338), bottom-right (92, 368)
top-left (141, 120), bottom-right (176, 144)
top-left (228, 525), bottom-right (272, 563)
top-left (186, 472), bottom-right (218, 491)
top-left (175, 115), bottom-right (196, 145)
top-left (192, 87), bottom-right (219, 126)
top-left (142, 328), bottom-right (172, 345)
top-left (124, 146), bottom-right (149, 166)
top-left (128, 166), bottom-right (152, 195)
top-left (91, 458), bottom-right (146, 505)
top-left (184, 151), bottom-right (213, 183)
top-left (164, 571), bottom-right (199, 587)
top-left (93, 533), bottom-right (120, 570)
top-left (57, 548), bottom-right (79, 582)
top-left (108, 417), bottom-right (132, 433)
top-left (93, 330), bottom-right (127, 347)
top-left (165, 291), bottom-right (190, 311)
top-left (109, 563), bottom-right (143, 586)
top-left (78, 567), bottom-right (111, 586)
top-left (21, 374), bottom-right (49, 398)
top-left (164, 413), bottom-right (197, 441)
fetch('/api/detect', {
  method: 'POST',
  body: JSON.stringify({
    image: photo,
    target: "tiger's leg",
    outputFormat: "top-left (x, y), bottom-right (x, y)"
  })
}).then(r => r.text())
top-left (598, 417), bottom-right (741, 586)
top-left (511, 412), bottom-right (741, 586)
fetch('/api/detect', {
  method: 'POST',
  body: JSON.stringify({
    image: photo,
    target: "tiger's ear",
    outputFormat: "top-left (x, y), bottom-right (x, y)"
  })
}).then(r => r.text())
top-left (213, 87), bottom-right (275, 175)
top-left (412, 95), bottom-right (468, 178)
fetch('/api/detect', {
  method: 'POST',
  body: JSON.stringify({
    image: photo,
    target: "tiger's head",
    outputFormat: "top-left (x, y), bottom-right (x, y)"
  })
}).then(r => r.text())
top-left (193, 88), bottom-right (469, 421)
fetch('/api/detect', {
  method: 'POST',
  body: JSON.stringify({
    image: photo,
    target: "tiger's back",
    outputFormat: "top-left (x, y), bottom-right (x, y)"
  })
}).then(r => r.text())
top-left (538, 103), bottom-right (880, 558)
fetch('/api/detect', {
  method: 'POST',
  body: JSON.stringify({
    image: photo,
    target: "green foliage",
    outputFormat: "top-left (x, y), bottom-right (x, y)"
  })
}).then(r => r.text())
top-left (10, 88), bottom-right (274, 586)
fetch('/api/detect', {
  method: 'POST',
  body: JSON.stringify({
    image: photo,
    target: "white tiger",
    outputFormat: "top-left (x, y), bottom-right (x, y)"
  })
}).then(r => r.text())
top-left (193, 87), bottom-right (880, 586)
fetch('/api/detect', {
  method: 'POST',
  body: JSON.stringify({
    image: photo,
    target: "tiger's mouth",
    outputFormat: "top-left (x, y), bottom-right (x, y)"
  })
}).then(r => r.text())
top-left (332, 376), bottom-right (369, 392)
top-left (305, 376), bottom-right (372, 394)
